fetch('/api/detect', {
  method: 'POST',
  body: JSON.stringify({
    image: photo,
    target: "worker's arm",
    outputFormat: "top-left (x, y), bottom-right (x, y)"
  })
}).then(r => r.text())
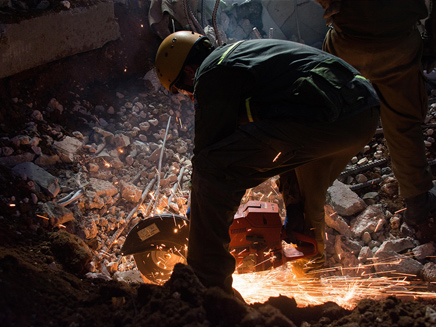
top-left (192, 67), bottom-right (254, 156)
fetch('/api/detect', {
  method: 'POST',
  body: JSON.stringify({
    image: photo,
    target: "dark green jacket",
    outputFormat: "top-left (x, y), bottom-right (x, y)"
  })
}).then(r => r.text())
top-left (193, 39), bottom-right (379, 154)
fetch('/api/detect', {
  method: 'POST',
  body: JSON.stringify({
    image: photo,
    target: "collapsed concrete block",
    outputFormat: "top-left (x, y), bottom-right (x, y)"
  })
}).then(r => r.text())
top-left (13, 162), bottom-right (60, 197)
top-left (0, 2), bottom-right (120, 78)
top-left (327, 180), bottom-right (367, 216)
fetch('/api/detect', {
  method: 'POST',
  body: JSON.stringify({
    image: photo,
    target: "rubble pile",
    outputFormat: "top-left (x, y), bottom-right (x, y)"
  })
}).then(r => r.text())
top-left (0, 70), bottom-right (196, 281)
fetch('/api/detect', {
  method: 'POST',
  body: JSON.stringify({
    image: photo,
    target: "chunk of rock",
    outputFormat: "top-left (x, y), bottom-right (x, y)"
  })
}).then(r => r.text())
top-left (350, 205), bottom-right (385, 238)
top-left (37, 201), bottom-right (74, 227)
top-left (13, 162), bottom-right (60, 197)
top-left (120, 180), bottom-right (142, 203)
top-left (422, 262), bottom-right (436, 282)
top-left (375, 238), bottom-right (415, 255)
top-left (324, 204), bottom-right (352, 237)
top-left (53, 136), bottom-right (83, 162)
top-left (374, 251), bottom-right (423, 276)
top-left (413, 243), bottom-right (436, 261)
top-left (327, 180), bottom-right (367, 216)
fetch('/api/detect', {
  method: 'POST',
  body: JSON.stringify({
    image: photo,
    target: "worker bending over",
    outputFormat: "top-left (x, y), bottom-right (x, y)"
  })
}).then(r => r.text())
top-left (155, 31), bottom-right (380, 296)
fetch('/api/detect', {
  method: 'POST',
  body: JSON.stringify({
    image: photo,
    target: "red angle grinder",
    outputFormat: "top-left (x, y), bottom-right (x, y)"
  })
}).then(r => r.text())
top-left (121, 200), bottom-right (318, 283)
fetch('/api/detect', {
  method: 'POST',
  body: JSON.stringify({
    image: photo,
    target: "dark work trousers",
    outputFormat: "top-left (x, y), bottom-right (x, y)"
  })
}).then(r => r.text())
top-left (187, 108), bottom-right (379, 293)
top-left (323, 6), bottom-right (433, 199)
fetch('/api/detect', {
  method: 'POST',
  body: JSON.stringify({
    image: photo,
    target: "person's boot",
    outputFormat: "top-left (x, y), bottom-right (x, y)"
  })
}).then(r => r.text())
top-left (404, 186), bottom-right (436, 225)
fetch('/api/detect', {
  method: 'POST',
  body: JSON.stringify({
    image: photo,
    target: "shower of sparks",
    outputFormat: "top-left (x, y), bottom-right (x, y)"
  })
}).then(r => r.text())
top-left (232, 264), bottom-right (436, 308)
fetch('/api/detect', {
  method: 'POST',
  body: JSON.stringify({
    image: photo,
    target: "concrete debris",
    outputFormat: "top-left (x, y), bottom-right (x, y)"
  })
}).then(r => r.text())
top-left (53, 136), bottom-right (83, 162)
top-left (327, 180), bottom-right (367, 216)
top-left (375, 238), bottom-right (415, 255)
top-left (350, 205), bottom-right (386, 238)
top-left (374, 251), bottom-right (423, 276)
top-left (12, 162), bottom-right (60, 197)
top-left (37, 201), bottom-right (75, 227)
top-left (413, 243), bottom-right (436, 261)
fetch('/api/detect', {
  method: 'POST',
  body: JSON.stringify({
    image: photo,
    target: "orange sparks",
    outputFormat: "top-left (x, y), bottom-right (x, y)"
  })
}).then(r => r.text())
top-left (395, 208), bottom-right (407, 214)
top-left (232, 264), bottom-right (436, 307)
top-left (374, 219), bottom-right (383, 232)
top-left (272, 152), bottom-right (282, 162)
top-left (36, 214), bottom-right (50, 220)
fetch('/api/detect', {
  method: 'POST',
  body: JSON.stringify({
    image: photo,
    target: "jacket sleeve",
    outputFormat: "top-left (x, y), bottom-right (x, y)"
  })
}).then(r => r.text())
top-left (192, 67), bottom-right (254, 156)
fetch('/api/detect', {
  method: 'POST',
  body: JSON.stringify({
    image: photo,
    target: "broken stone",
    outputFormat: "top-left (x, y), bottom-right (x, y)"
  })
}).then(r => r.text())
top-left (324, 206), bottom-right (352, 238)
top-left (38, 201), bottom-right (74, 226)
top-left (357, 246), bottom-right (373, 263)
top-left (79, 215), bottom-right (99, 239)
top-left (422, 262), bottom-right (436, 282)
top-left (350, 205), bottom-right (385, 238)
top-left (13, 162), bottom-right (60, 197)
top-left (88, 178), bottom-right (118, 197)
top-left (120, 180), bottom-right (142, 203)
top-left (374, 251), bottom-right (423, 276)
top-left (113, 270), bottom-right (143, 284)
top-left (327, 180), bottom-right (367, 216)
top-left (35, 154), bottom-right (61, 166)
top-left (362, 231), bottom-right (371, 245)
top-left (375, 238), bottom-right (415, 255)
top-left (413, 243), bottom-right (436, 261)
top-left (390, 216), bottom-right (401, 230)
top-left (53, 136), bottom-right (83, 162)
top-left (114, 133), bottom-right (130, 148)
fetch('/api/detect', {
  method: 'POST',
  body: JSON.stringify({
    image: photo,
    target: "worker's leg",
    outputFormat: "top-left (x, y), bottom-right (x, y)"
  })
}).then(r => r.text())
top-left (188, 108), bottom-right (379, 291)
top-left (324, 27), bottom-right (433, 199)
top-left (188, 127), bottom-right (295, 293)
top-left (281, 108), bottom-right (380, 268)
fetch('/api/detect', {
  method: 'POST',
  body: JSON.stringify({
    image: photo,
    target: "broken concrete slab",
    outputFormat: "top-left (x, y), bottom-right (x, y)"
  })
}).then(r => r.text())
top-left (12, 162), bottom-right (60, 197)
top-left (0, 2), bottom-right (120, 79)
top-left (53, 136), bottom-right (83, 162)
top-left (38, 201), bottom-right (75, 227)
top-left (327, 180), bottom-right (367, 216)
top-left (374, 251), bottom-right (423, 276)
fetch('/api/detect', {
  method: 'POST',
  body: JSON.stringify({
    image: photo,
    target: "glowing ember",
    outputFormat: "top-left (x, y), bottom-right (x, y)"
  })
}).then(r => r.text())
top-left (233, 264), bottom-right (436, 308)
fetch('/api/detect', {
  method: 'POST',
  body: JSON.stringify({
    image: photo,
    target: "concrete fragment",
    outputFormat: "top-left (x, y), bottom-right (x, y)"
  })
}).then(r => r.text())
top-left (38, 201), bottom-right (75, 227)
top-left (350, 205), bottom-right (386, 238)
top-left (0, 2), bottom-right (120, 78)
top-left (120, 180), bottom-right (142, 203)
top-left (374, 251), bottom-right (423, 276)
top-left (53, 136), bottom-right (83, 162)
top-left (79, 215), bottom-right (99, 239)
top-left (113, 270), bottom-right (144, 284)
top-left (327, 180), bottom-right (367, 216)
top-left (13, 162), bottom-right (60, 197)
top-left (114, 133), bottom-right (130, 148)
top-left (422, 262), bottom-right (436, 282)
top-left (358, 246), bottom-right (373, 263)
top-left (375, 238), bottom-right (415, 255)
top-left (88, 178), bottom-right (118, 197)
top-left (413, 243), bottom-right (436, 261)
top-left (324, 205), bottom-right (352, 237)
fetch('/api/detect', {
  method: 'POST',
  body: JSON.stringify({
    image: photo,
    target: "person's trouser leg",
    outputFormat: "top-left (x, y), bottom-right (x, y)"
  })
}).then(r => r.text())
top-left (188, 108), bottom-right (379, 291)
top-left (324, 27), bottom-right (433, 199)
